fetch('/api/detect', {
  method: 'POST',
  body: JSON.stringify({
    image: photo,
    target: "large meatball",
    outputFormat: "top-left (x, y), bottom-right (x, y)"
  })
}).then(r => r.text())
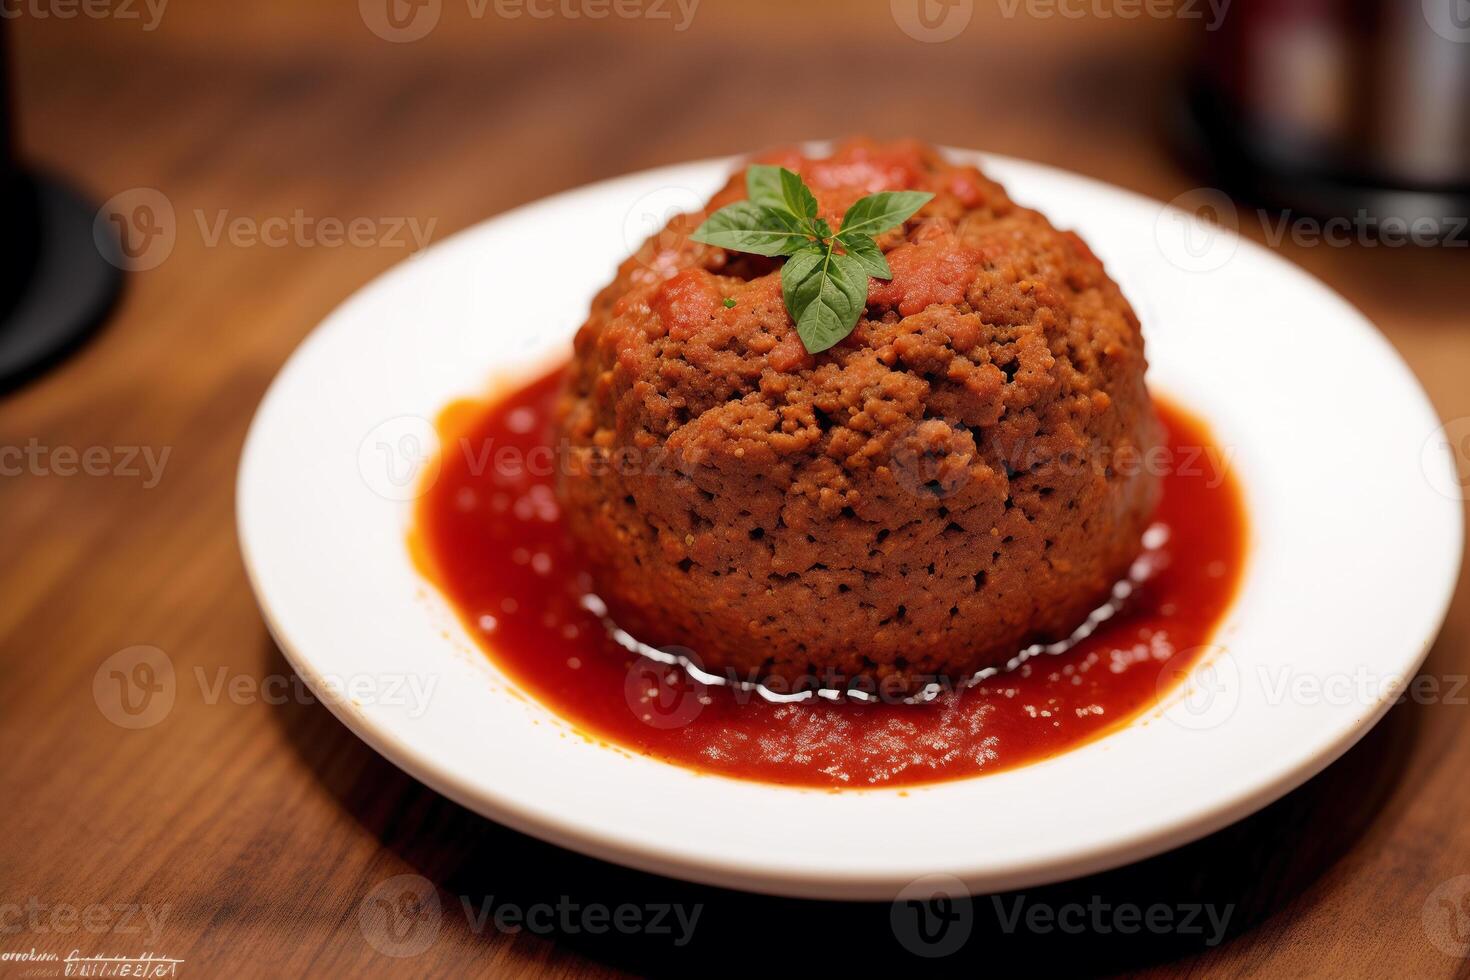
top-left (555, 139), bottom-right (1161, 694)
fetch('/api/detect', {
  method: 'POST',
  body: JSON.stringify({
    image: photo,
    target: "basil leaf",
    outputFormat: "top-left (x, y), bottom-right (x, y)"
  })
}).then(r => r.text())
top-left (836, 231), bottom-right (892, 280)
top-left (782, 244), bottom-right (869, 354)
top-left (838, 190), bottom-right (934, 239)
top-left (746, 165), bottom-right (786, 210)
top-left (829, 250), bottom-right (873, 319)
top-left (691, 202), bottom-right (813, 257)
top-left (696, 166), bottom-right (920, 354)
top-left (780, 244), bottom-right (826, 313)
top-left (768, 206), bottom-right (815, 242)
top-left (779, 167), bottom-right (821, 221)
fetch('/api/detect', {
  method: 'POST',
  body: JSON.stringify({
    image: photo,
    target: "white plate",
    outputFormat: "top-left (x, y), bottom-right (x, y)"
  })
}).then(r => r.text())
top-left (237, 149), bottom-right (1462, 900)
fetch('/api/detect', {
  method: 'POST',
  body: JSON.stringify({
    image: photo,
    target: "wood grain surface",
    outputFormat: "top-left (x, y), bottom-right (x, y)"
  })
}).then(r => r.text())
top-left (3, 2), bottom-right (1469, 976)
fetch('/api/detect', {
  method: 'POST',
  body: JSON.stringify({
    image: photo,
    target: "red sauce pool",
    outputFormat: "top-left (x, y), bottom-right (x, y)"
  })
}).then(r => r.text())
top-left (414, 365), bottom-right (1247, 789)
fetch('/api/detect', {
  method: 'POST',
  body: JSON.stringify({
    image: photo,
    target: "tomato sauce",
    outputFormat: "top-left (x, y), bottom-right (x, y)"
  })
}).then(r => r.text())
top-left (414, 365), bottom-right (1247, 789)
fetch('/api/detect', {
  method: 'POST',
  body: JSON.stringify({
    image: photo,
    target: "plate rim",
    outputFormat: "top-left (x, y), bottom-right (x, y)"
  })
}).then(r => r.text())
top-left (236, 148), bottom-right (1464, 900)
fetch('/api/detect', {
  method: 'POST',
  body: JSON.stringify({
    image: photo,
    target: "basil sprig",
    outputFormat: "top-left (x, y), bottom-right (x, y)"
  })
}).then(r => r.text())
top-left (691, 165), bottom-right (933, 354)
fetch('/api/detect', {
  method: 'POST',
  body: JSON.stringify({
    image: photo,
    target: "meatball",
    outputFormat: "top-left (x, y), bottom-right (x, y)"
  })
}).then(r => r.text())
top-left (555, 138), bottom-right (1161, 694)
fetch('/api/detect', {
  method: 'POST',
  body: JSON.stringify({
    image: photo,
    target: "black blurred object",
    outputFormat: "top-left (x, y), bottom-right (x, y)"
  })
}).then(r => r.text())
top-left (0, 22), bottom-right (122, 393)
top-left (1183, 0), bottom-right (1470, 244)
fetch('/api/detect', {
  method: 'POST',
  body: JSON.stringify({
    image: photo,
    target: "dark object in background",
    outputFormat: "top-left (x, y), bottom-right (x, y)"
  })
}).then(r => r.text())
top-left (0, 38), bottom-right (38, 323)
top-left (1184, 0), bottom-right (1470, 244)
top-left (0, 22), bottom-right (122, 393)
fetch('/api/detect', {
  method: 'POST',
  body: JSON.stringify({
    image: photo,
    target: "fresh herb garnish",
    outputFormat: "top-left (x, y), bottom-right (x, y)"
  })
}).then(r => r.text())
top-left (723, 297), bottom-right (737, 309)
top-left (691, 165), bottom-right (933, 354)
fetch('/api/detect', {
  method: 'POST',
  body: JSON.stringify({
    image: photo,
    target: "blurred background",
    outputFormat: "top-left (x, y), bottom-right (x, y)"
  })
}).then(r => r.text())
top-left (6, 0), bottom-right (1470, 392)
top-left (3, 1), bottom-right (1469, 976)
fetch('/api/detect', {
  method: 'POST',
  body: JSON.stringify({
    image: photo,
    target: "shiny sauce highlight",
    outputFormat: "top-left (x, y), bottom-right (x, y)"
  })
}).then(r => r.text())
top-left (414, 365), bottom-right (1247, 789)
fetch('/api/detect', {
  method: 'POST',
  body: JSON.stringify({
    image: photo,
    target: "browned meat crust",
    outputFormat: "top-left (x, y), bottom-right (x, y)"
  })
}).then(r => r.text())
top-left (555, 138), bottom-right (1161, 693)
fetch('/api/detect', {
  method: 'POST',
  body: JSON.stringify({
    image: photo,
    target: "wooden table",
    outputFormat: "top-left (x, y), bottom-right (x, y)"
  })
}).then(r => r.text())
top-left (4, 3), bottom-right (1468, 976)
